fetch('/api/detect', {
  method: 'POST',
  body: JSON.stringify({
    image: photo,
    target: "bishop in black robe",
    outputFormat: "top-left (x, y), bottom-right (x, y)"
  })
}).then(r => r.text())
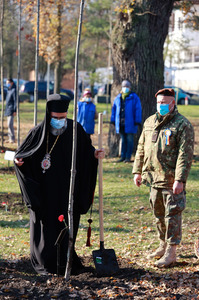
top-left (14, 94), bottom-right (98, 275)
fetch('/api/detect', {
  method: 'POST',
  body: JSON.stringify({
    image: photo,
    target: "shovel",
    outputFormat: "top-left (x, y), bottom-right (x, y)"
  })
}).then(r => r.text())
top-left (92, 113), bottom-right (119, 276)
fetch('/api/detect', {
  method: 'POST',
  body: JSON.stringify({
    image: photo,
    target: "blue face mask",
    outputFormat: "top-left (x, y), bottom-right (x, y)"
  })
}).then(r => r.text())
top-left (157, 102), bottom-right (172, 116)
top-left (50, 118), bottom-right (66, 129)
top-left (85, 97), bottom-right (91, 102)
top-left (122, 87), bottom-right (130, 94)
top-left (7, 83), bottom-right (11, 88)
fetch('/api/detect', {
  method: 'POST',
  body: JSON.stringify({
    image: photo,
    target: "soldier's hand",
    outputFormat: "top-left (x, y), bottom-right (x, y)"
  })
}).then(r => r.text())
top-left (134, 174), bottom-right (142, 187)
top-left (14, 158), bottom-right (24, 166)
top-left (173, 180), bottom-right (183, 194)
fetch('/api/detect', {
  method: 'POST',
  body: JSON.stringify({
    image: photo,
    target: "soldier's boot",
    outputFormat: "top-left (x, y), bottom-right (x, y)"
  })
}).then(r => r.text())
top-left (148, 241), bottom-right (166, 259)
top-left (155, 245), bottom-right (177, 268)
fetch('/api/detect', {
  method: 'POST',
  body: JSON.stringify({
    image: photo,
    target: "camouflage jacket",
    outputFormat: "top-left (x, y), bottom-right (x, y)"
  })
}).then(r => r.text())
top-left (132, 108), bottom-right (194, 189)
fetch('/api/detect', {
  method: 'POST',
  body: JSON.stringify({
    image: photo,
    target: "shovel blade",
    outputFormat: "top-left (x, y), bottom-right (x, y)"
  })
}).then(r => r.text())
top-left (92, 248), bottom-right (119, 276)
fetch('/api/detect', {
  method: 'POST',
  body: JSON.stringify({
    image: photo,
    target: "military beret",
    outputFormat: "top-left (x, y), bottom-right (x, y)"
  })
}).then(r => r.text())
top-left (155, 88), bottom-right (175, 98)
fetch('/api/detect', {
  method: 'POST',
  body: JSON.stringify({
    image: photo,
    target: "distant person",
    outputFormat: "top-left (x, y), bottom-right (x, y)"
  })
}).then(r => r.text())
top-left (133, 88), bottom-right (194, 267)
top-left (77, 89), bottom-right (97, 137)
top-left (5, 78), bottom-right (16, 143)
top-left (110, 80), bottom-right (142, 163)
top-left (14, 94), bottom-right (105, 276)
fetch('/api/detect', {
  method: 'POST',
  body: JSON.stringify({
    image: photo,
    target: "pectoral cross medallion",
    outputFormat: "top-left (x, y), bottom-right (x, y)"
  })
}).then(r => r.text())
top-left (164, 129), bottom-right (172, 145)
top-left (41, 154), bottom-right (51, 173)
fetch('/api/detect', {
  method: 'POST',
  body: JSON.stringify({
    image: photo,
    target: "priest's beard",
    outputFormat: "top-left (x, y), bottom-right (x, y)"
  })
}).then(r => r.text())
top-left (50, 120), bottom-right (67, 136)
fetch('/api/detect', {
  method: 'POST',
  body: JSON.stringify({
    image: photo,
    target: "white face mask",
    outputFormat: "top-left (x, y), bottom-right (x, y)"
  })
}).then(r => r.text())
top-left (122, 87), bottom-right (130, 94)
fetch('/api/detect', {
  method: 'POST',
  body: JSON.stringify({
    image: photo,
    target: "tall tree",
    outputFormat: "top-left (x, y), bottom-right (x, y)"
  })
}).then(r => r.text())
top-left (16, 0), bottom-right (22, 147)
top-left (0, 0), bottom-right (5, 147)
top-left (25, 0), bottom-right (79, 92)
top-left (111, 0), bottom-right (199, 124)
top-left (81, 0), bottom-right (112, 71)
top-left (65, 0), bottom-right (85, 281)
top-left (109, 0), bottom-right (175, 156)
top-left (112, 0), bottom-right (175, 121)
top-left (34, 0), bottom-right (40, 126)
top-left (3, 0), bottom-right (19, 78)
top-left (53, 1), bottom-right (62, 93)
top-left (63, 1), bottom-right (117, 75)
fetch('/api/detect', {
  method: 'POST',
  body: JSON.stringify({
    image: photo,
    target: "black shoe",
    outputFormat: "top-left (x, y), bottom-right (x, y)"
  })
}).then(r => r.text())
top-left (71, 264), bottom-right (86, 275)
top-left (124, 159), bottom-right (131, 163)
top-left (71, 259), bottom-right (86, 275)
top-left (116, 158), bottom-right (125, 163)
top-left (71, 251), bottom-right (85, 275)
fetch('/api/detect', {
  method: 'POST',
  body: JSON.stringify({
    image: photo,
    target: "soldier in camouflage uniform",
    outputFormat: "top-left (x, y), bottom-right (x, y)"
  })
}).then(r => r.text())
top-left (133, 88), bottom-right (194, 267)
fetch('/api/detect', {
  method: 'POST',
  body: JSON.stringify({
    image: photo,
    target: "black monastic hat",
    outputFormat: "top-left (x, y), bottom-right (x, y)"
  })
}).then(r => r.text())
top-left (47, 94), bottom-right (71, 113)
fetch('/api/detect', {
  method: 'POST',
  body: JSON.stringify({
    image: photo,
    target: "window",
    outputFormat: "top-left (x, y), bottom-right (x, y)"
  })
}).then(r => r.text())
top-left (194, 53), bottom-right (199, 62)
top-left (184, 52), bottom-right (192, 63)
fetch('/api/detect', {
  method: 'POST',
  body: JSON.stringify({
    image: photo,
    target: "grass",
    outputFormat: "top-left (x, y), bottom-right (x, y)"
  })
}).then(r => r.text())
top-left (178, 105), bottom-right (199, 119)
top-left (0, 103), bottom-right (199, 274)
top-left (0, 100), bottom-right (112, 143)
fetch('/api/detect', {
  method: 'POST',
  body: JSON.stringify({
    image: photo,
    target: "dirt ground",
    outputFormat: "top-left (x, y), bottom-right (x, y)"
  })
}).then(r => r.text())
top-left (0, 256), bottom-right (148, 300)
top-left (1, 251), bottom-right (199, 299)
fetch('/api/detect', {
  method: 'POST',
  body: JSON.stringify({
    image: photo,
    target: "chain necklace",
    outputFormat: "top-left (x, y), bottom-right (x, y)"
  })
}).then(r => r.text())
top-left (41, 132), bottom-right (60, 173)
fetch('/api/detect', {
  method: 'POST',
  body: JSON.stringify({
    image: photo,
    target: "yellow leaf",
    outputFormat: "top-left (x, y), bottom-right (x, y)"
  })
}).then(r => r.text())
top-left (116, 224), bottom-right (123, 228)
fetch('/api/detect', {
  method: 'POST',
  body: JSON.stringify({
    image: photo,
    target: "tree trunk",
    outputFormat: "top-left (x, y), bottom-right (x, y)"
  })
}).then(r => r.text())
top-left (1, 0), bottom-right (5, 148)
top-left (108, 124), bottom-right (120, 157)
top-left (57, 2), bottom-right (62, 93)
top-left (64, 0), bottom-right (85, 282)
top-left (54, 2), bottom-right (62, 94)
top-left (16, 0), bottom-right (21, 147)
top-left (8, 52), bottom-right (13, 79)
top-left (109, 0), bottom-right (175, 155)
top-left (54, 63), bottom-right (58, 93)
top-left (34, 0), bottom-right (40, 126)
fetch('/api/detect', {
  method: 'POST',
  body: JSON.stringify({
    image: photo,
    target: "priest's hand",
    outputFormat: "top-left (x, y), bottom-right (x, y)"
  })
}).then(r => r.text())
top-left (94, 148), bottom-right (105, 159)
top-left (14, 158), bottom-right (24, 166)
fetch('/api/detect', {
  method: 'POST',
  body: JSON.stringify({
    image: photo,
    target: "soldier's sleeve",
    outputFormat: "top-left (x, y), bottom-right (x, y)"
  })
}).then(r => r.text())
top-left (132, 126), bottom-right (145, 174)
top-left (175, 120), bottom-right (194, 182)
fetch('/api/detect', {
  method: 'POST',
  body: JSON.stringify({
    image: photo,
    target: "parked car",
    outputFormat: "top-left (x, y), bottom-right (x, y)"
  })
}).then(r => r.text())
top-left (98, 83), bottom-right (112, 96)
top-left (0, 86), bottom-right (8, 102)
top-left (164, 86), bottom-right (191, 104)
top-left (12, 78), bottom-right (27, 89)
top-left (60, 88), bottom-right (74, 100)
top-left (19, 81), bottom-right (74, 102)
top-left (83, 85), bottom-right (99, 97)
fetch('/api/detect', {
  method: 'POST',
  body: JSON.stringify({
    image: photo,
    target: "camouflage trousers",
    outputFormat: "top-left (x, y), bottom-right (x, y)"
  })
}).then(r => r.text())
top-left (149, 187), bottom-right (186, 245)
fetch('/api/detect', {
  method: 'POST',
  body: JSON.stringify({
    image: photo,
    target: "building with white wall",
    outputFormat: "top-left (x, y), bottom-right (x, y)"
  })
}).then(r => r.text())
top-left (164, 1), bottom-right (199, 92)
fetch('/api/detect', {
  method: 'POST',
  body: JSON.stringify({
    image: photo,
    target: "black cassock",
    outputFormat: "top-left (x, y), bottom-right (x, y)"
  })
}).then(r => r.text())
top-left (14, 118), bottom-right (98, 275)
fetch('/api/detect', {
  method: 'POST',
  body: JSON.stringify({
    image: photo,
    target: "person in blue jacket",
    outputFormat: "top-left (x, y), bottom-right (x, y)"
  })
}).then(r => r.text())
top-left (110, 80), bottom-right (142, 163)
top-left (5, 78), bottom-right (17, 143)
top-left (77, 89), bottom-right (97, 137)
